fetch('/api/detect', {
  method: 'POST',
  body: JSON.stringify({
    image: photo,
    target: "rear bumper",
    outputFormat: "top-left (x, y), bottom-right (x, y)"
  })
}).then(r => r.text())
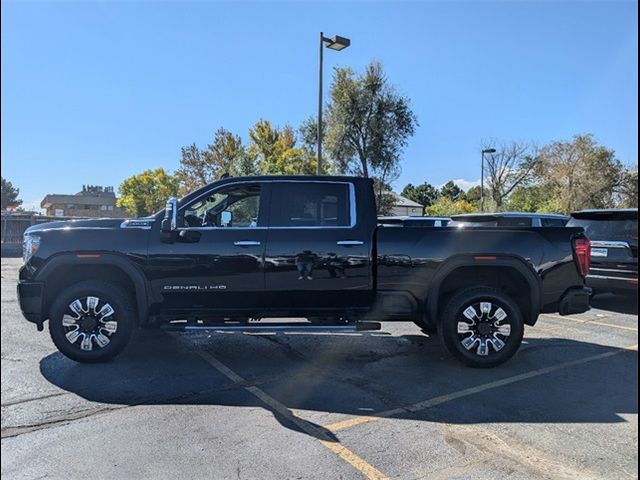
top-left (17, 282), bottom-right (45, 324)
top-left (587, 274), bottom-right (638, 294)
top-left (558, 286), bottom-right (592, 316)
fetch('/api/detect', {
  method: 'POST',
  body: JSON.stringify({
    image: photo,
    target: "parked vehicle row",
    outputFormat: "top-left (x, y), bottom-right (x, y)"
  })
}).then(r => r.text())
top-left (18, 176), bottom-right (591, 367)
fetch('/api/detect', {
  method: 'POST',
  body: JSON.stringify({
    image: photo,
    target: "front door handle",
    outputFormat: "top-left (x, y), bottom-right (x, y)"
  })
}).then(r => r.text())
top-left (337, 240), bottom-right (364, 246)
top-left (234, 241), bottom-right (261, 246)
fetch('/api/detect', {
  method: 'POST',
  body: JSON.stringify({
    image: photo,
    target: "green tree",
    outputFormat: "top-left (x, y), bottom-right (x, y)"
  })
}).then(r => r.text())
top-left (465, 185), bottom-right (484, 203)
top-left (178, 128), bottom-right (254, 195)
top-left (425, 197), bottom-right (477, 216)
top-left (535, 134), bottom-right (624, 213)
top-left (324, 61), bottom-right (417, 185)
top-left (440, 181), bottom-right (465, 201)
top-left (248, 119), bottom-right (318, 174)
top-left (117, 168), bottom-right (180, 217)
top-left (617, 165), bottom-right (638, 208)
top-left (505, 185), bottom-right (561, 213)
top-left (401, 182), bottom-right (439, 209)
top-left (481, 141), bottom-right (538, 210)
top-left (373, 178), bottom-right (397, 216)
top-left (1, 177), bottom-right (23, 210)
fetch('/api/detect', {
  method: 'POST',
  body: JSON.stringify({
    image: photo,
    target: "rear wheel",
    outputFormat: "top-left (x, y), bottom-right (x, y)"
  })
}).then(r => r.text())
top-left (49, 281), bottom-right (136, 363)
top-left (439, 287), bottom-right (524, 368)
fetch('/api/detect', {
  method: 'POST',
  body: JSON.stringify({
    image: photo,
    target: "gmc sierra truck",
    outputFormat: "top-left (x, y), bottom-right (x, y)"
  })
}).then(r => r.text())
top-left (18, 176), bottom-right (592, 367)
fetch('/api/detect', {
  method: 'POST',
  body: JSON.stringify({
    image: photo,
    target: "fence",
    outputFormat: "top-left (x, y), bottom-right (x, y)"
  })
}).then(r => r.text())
top-left (1, 213), bottom-right (84, 257)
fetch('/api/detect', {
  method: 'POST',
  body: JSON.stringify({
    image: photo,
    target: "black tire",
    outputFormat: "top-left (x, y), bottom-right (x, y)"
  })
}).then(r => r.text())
top-left (49, 281), bottom-right (136, 363)
top-left (439, 287), bottom-right (524, 368)
top-left (413, 314), bottom-right (437, 335)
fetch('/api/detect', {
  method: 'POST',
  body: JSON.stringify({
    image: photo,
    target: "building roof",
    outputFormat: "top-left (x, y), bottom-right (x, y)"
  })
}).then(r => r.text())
top-left (392, 193), bottom-right (423, 208)
top-left (41, 191), bottom-right (116, 208)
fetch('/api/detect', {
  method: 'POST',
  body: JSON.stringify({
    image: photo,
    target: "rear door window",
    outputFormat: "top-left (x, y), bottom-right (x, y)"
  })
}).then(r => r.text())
top-left (270, 182), bottom-right (352, 227)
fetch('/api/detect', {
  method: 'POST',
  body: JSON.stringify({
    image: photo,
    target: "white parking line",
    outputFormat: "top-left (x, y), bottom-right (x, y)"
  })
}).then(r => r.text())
top-left (542, 313), bottom-right (638, 332)
top-left (167, 332), bottom-right (389, 480)
top-left (325, 343), bottom-right (638, 432)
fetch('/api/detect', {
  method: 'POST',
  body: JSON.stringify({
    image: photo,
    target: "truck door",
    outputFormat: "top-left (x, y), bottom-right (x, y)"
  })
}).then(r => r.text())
top-left (263, 181), bottom-right (372, 311)
top-left (146, 181), bottom-right (268, 314)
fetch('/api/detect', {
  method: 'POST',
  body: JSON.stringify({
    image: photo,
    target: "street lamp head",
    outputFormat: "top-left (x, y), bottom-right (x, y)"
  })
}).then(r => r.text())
top-left (482, 148), bottom-right (497, 154)
top-left (325, 35), bottom-right (351, 51)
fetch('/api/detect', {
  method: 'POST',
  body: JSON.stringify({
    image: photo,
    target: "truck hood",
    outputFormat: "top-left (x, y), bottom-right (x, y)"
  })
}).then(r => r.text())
top-left (24, 217), bottom-right (155, 234)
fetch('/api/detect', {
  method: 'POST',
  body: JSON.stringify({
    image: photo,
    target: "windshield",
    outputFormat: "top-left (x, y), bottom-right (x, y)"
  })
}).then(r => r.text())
top-left (567, 218), bottom-right (638, 244)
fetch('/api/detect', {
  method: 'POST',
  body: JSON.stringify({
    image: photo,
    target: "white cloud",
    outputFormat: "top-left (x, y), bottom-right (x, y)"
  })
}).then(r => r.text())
top-left (20, 200), bottom-right (45, 214)
top-left (440, 178), bottom-right (481, 192)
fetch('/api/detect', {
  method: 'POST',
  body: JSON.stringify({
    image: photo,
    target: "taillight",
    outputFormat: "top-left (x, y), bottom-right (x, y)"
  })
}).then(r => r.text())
top-left (574, 237), bottom-right (591, 277)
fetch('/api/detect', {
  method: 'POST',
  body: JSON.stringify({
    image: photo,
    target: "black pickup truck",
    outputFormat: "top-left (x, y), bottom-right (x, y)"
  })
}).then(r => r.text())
top-left (18, 176), bottom-right (591, 367)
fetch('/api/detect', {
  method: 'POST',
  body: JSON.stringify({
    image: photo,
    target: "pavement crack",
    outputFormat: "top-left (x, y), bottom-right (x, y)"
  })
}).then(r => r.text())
top-left (1, 404), bottom-right (129, 439)
top-left (257, 335), bottom-right (306, 360)
top-left (2, 391), bottom-right (71, 407)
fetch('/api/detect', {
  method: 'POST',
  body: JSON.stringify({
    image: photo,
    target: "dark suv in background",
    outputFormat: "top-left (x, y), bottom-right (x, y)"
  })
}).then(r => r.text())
top-left (567, 209), bottom-right (638, 295)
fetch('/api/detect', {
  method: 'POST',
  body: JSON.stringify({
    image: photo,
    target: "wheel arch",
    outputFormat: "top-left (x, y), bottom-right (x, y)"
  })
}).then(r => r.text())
top-left (36, 253), bottom-right (149, 324)
top-left (426, 255), bottom-right (542, 327)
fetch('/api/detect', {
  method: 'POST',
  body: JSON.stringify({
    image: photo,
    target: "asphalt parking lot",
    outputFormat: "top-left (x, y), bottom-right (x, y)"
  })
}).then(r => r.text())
top-left (1, 257), bottom-right (637, 480)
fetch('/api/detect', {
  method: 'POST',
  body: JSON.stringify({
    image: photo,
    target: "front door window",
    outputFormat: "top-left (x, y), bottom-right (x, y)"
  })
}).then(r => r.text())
top-left (182, 184), bottom-right (262, 228)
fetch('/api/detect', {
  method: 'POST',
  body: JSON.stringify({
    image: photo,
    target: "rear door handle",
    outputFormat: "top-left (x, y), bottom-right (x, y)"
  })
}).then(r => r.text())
top-left (337, 240), bottom-right (364, 246)
top-left (234, 241), bottom-right (261, 246)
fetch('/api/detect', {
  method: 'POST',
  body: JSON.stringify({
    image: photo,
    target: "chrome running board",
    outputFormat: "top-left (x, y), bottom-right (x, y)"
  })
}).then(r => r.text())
top-left (161, 321), bottom-right (381, 333)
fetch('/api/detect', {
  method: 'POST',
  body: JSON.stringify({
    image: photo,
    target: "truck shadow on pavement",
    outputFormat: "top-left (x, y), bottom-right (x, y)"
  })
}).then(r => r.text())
top-left (590, 292), bottom-right (638, 315)
top-left (39, 329), bottom-right (638, 440)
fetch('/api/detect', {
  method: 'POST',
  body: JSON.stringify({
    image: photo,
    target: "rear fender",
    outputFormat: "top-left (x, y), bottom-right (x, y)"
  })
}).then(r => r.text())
top-left (426, 255), bottom-right (542, 326)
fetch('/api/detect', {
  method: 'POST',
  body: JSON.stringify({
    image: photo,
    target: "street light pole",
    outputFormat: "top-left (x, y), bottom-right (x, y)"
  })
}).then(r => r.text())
top-left (317, 32), bottom-right (324, 175)
top-left (317, 33), bottom-right (350, 175)
top-left (481, 148), bottom-right (496, 212)
top-left (481, 151), bottom-right (485, 212)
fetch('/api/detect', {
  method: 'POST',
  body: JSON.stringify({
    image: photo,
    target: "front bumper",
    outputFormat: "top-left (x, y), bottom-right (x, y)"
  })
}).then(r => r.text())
top-left (17, 281), bottom-right (45, 325)
top-left (558, 286), bottom-right (592, 315)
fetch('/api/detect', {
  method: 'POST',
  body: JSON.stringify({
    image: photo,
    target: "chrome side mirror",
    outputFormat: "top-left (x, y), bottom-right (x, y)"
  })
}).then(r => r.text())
top-left (161, 197), bottom-right (178, 233)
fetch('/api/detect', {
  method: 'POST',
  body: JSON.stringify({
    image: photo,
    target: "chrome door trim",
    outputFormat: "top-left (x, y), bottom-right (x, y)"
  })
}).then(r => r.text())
top-left (234, 241), bottom-right (262, 246)
top-left (337, 240), bottom-right (364, 246)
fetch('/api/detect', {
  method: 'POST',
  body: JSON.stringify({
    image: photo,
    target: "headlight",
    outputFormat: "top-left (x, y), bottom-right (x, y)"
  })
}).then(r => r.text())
top-left (23, 235), bottom-right (40, 263)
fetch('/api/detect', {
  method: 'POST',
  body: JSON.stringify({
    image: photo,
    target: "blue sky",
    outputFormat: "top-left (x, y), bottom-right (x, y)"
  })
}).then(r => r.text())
top-left (2, 1), bottom-right (638, 211)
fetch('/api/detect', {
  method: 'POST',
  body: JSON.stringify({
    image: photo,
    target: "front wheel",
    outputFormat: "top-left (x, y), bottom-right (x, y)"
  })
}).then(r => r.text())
top-left (439, 287), bottom-right (524, 368)
top-left (49, 281), bottom-right (136, 363)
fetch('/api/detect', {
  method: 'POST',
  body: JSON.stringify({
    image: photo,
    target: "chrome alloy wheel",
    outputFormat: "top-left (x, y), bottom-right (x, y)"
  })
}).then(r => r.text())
top-left (457, 302), bottom-right (512, 357)
top-left (62, 296), bottom-right (118, 351)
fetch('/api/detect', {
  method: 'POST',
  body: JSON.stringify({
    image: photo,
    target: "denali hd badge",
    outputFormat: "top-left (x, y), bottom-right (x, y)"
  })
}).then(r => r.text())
top-left (163, 285), bottom-right (227, 291)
